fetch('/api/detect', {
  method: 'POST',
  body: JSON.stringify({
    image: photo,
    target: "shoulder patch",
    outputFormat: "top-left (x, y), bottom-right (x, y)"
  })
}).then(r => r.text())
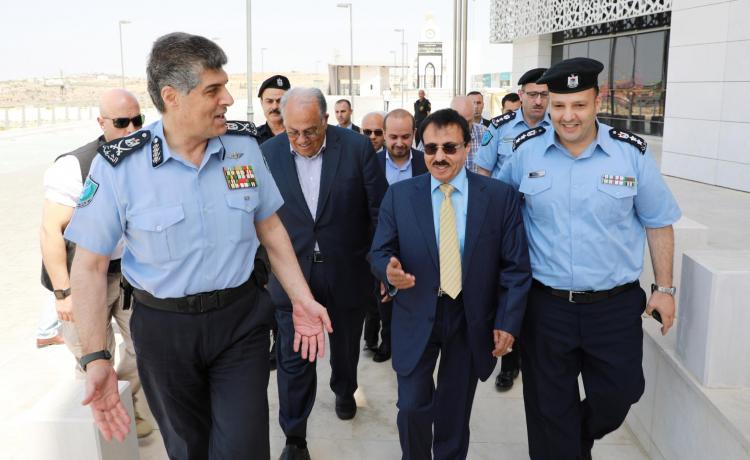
top-left (98, 131), bottom-right (151, 167)
top-left (491, 111), bottom-right (516, 129)
top-left (481, 129), bottom-right (493, 147)
top-left (77, 175), bottom-right (99, 207)
top-left (225, 120), bottom-right (259, 138)
top-left (513, 127), bottom-right (546, 152)
top-left (609, 128), bottom-right (647, 154)
top-left (151, 136), bottom-right (164, 167)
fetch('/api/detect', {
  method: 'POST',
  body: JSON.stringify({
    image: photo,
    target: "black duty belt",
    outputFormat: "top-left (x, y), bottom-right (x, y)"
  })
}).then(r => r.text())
top-left (532, 279), bottom-right (638, 304)
top-left (107, 259), bottom-right (121, 274)
top-left (130, 276), bottom-right (255, 314)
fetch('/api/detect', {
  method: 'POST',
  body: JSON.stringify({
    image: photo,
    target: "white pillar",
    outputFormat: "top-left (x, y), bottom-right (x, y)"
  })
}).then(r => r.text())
top-left (511, 33), bottom-right (552, 88)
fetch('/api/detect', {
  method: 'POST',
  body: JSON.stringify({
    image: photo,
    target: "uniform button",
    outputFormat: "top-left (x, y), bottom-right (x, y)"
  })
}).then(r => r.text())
top-left (156, 225), bottom-right (162, 231)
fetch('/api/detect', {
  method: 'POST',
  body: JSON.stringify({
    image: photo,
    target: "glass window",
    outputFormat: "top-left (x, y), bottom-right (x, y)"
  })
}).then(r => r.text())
top-left (551, 45), bottom-right (563, 65)
top-left (588, 38), bottom-right (611, 93)
top-left (612, 36), bottom-right (635, 90)
top-left (568, 42), bottom-right (588, 59)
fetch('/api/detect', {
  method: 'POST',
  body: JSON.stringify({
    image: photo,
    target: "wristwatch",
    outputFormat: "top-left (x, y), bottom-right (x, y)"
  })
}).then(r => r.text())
top-left (79, 350), bottom-right (112, 371)
top-left (651, 283), bottom-right (676, 296)
top-left (53, 287), bottom-right (71, 300)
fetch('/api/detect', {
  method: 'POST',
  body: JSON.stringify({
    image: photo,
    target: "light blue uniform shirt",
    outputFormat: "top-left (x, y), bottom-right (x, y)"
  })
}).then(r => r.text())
top-left (65, 120), bottom-right (284, 298)
top-left (430, 167), bottom-right (469, 257)
top-left (385, 151), bottom-right (413, 185)
top-left (498, 123), bottom-right (681, 291)
top-left (475, 108), bottom-right (551, 178)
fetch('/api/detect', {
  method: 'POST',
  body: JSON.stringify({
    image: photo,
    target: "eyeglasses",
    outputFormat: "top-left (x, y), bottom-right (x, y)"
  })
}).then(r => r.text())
top-left (104, 114), bottom-right (145, 129)
top-left (423, 142), bottom-right (464, 156)
top-left (286, 126), bottom-right (322, 140)
top-left (362, 129), bottom-right (383, 137)
top-left (523, 91), bottom-right (549, 100)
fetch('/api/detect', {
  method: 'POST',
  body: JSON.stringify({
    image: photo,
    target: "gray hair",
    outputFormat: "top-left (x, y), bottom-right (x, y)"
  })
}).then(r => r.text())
top-left (280, 87), bottom-right (327, 120)
top-left (147, 32), bottom-right (227, 113)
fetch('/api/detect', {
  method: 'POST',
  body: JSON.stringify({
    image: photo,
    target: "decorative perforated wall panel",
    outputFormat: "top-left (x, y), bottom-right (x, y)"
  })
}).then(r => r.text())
top-left (490, 0), bottom-right (672, 43)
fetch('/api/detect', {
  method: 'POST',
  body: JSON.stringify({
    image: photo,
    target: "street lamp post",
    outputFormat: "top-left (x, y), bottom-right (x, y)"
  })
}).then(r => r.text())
top-left (394, 28), bottom-right (405, 108)
top-left (246, 0), bottom-right (254, 121)
top-left (337, 3), bottom-right (354, 106)
top-left (118, 20), bottom-right (131, 88)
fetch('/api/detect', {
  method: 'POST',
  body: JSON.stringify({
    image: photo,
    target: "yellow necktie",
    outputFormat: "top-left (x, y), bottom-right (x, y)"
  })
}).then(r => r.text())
top-left (439, 183), bottom-right (462, 299)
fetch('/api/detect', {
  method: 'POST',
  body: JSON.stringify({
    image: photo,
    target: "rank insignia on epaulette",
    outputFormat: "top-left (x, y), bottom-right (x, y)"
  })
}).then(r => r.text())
top-left (98, 131), bottom-right (151, 166)
top-left (77, 175), bottom-right (99, 207)
top-left (151, 136), bottom-right (163, 167)
top-left (513, 126), bottom-right (546, 151)
top-left (481, 130), bottom-right (493, 146)
top-left (609, 128), bottom-right (647, 154)
top-left (491, 111), bottom-right (516, 129)
top-left (223, 165), bottom-right (257, 190)
top-left (225, 120), bottom-right (259, 138)
top-left (601, 174), bottom-right (637, 187)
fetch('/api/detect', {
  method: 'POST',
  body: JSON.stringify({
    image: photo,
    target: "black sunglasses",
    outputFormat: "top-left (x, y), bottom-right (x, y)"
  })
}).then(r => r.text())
top-left (363, 129), bottom-right (383, 137)
top-left (423, 142), bottom-right (464, 156)
top-left (105, 114), bottom-right (145, 129)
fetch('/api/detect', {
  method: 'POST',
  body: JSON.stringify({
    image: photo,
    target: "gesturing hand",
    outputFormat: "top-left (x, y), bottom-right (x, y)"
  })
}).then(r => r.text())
top-left (292, 297), bottom-right (334, 362)
top-left (386, 257), bottom-right (415, 290)
top-left (82, 361), bottom-right (131, 442)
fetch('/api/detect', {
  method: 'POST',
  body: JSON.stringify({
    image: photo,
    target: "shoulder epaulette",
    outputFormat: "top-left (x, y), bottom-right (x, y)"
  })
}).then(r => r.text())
top-left (225, 120), bottom-right (259, 138)
top-left (490, 111), bottom-right (516, 129)
top-left (609, 128), bottom-right (647, 154)
top-left (97, 131), bottom-right (151, 167)
top-left (512, 126), bottom-right (546, 152)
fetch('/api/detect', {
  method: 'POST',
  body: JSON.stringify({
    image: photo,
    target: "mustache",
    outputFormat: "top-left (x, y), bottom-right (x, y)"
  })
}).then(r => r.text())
top-left (431, 161), bottom-right (450, 167)
top-left (269, 109), bottom-right (281, 115)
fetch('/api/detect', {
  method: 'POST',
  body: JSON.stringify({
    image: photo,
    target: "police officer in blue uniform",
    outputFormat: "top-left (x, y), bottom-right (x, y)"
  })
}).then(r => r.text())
top-left (65, 33), bottom-right (332, 460)
top-left (498, 57), bottom-right (681, 460)
top-left (476, 68), bottom-right (551, 179)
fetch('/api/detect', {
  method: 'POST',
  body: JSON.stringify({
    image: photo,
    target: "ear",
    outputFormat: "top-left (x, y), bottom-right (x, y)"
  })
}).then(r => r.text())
top-left (323, 113), bottom-right (329, 123)
top-left (96, 116), bottom-right (105, 131)
top-left (161, 86), bottom-right (179, 111)
top-left (594, 92), bottom-right (602, 113)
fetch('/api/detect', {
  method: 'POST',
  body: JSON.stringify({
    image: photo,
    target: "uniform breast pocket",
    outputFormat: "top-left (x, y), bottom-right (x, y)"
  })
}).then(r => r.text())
top-left (596, 182), bottom-right (637, 223)
top-left (225, 192), bottom-right (259, 243)
top-left (519, 175), bottom-right (553, 221)
top-left (127, 206), bottom-right (187, 264)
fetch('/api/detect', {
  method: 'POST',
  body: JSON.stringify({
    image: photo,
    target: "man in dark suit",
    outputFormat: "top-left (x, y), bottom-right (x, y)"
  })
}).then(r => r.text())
top-left (334, 98), bottom-right (360, 132)
top-left (368, 108), bottom-right (429, 363)
top-left (370, 109), bottom-right (531, 460)
top-left (262, 87), bottom-right (387, 460)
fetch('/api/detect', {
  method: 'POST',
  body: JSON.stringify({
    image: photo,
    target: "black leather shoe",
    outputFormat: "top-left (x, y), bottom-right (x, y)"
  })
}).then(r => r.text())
top-left (335, 394), bottom-right (357, 420)
top-left (279, 444), bottom-right (311, 460)
top-left (372, 346), bottom-right (391, 363)
top-left (495, 369), bottom-right (519, 392)
top-left (363, 342), bottom-right (378, 352)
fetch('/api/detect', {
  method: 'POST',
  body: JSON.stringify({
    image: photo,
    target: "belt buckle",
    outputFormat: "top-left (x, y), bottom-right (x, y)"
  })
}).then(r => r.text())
top-left (197, 291), bottom-right (220, 312)
top-left (568, 290), bottom-right (585, 303)
top-left (312, 251), bottom-right (324, 263)
top-left (437, 287), bottom-right (445, 297)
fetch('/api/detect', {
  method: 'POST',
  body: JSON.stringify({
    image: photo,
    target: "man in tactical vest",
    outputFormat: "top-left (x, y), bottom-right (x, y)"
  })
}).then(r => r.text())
top-left (39, 88), bottom-right (153, 438)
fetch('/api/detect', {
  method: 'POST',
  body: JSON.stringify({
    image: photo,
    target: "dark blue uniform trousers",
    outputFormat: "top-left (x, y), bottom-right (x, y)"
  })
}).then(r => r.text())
top-left (275, 263), bottom-right (366, 439)
top-left (130, 283), bottom-right (273, 460)
top-left (396, 294), bottom-right (478, 460)
top-left (521, 282), bottom-right (646, 460)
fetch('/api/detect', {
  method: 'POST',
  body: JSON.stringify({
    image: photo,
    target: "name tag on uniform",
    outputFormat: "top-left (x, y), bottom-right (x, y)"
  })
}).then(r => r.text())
top-left (528, 170), bottom-right (545, 178)
top-left (502, 137), bottom-right (515, 143)
top-left (601, 174), bottom-right (636, 187)
top-left (224, 165), bottom-right (257, 189)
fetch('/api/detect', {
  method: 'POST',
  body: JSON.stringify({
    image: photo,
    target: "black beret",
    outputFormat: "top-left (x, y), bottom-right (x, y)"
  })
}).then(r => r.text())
top-left (536, 58), bottom-right (604, 93)
top-left (517, 68), bottom-right (547, 86)
top-left (257, 74), bottom-right (290, 98)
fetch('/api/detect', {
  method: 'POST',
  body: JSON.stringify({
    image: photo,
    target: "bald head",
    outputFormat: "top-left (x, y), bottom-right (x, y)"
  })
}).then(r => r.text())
top-left (450, 96), bottom-right (474, 124)
top-left (97, 89), bottom-right (142, 141)
top-left (362, 111), bottom-right (385, 152)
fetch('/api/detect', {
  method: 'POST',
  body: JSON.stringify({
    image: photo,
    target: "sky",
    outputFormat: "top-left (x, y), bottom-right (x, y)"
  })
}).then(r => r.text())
top-left (0, 0), bottom-right (512, 82)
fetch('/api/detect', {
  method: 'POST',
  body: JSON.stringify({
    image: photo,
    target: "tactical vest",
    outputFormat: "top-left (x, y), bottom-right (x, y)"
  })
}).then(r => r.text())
top-left (40, 137), bottom-right (103, 292)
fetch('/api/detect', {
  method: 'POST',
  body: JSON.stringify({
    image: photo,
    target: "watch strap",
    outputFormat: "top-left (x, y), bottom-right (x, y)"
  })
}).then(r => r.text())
top-left (79, 350), bottom-right (112, 371)
top-left (54, 287), bottom-right (71, 299)
top-left (650, 283), bottom-right (676, 296)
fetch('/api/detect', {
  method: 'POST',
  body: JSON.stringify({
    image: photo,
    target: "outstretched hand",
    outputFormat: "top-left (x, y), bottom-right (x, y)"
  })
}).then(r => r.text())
top-left (292, 297), bottom-right (333, 362)
top-left (82, 362), bottom-right (131, 442)
top-left (386, 257), bottom-right (415, 290)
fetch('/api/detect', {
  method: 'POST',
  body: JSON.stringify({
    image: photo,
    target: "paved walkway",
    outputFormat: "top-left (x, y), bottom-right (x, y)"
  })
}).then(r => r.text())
top-left (2, 120), bottom-right (746, 459)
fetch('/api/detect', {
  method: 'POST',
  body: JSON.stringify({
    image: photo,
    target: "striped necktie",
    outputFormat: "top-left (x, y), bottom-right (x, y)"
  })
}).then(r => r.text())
top-left (439, 183), bottom-right (462, 299)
